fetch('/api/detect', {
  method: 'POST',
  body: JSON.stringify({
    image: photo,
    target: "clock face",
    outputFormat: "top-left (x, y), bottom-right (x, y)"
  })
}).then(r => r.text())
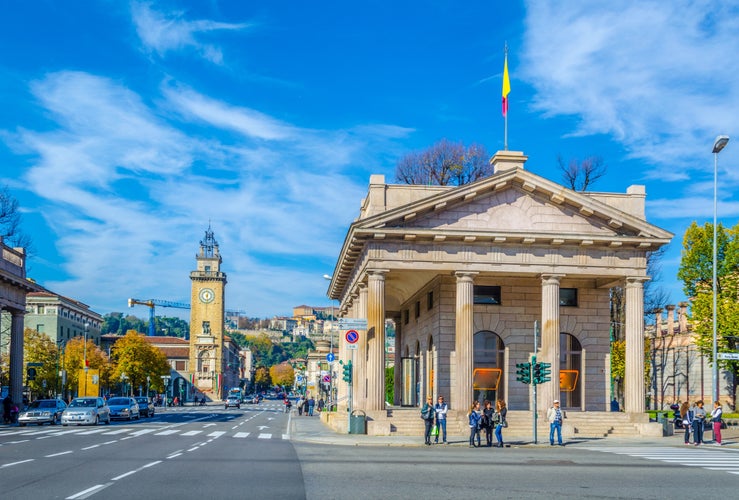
top-left (199, 288), bottom-right (215, 304)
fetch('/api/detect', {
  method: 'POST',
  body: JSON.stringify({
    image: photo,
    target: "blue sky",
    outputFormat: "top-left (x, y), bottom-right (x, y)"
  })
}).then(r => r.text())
top-left (2, 1), bottom-right (738, 320)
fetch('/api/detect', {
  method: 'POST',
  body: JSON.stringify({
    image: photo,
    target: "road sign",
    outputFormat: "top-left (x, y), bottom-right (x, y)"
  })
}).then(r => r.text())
top-left (322, 375), bottom-right (331, 383)
top-left (326, 353), bottom-right (335, 362)
top-left (717, 352), bottom-right (739, 360)
top-left (296, 375), bottom-right (303, 382)
top-left (345, 330), bottom-right (359, 344)
top-left (27, 362), bottom-right (43, 367)
top-left (338, 318), bottom-right (368, 330)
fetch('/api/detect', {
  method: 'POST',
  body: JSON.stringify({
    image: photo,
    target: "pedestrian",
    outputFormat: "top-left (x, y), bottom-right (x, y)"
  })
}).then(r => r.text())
top-left (302, 397), bottom-right (309, 416)
top-left (467, 401), bottom-right (482, 448)
top-left (2, 395), bottom-right (11, 424)
top-left (308, 397), bottom-right (315, 416)
top-left (297, 396), bottom-right (304, 416)
top-left (434, 395), bottom-right (448, 444)
top-left (711, 401), bottom-right (723, 446)
top-left (284, 398), bottom-right (292, 413)
top-left (481, 400), bottom-right (495, 447)
top-left (547, 399), bottom-right (565, 446)
top-left (421, 396), bottom-right (435, 445)
top-left (317, 398), bottom-right (325, 412)
top-left (692, 400), bottom-right (706, 446)
top-left (680, 401), bottom-right (693, 444)
top-left (494, 399), bottom-right (508, 448)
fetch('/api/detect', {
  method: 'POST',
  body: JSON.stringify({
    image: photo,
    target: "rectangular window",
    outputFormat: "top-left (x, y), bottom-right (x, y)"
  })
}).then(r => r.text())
top-left (427, 291), bottom-right (434, 310)
top-left (38, 305), bottom-right (45, 314)
top-left (414, 301), bottom-right (420, 319)
top-left (473, 286), bottom-right (501, 305)
top-left (175, 360), bottom-right (186, 371)
top-left (560, 288), bottom-right (578, 307)
top-left (202, 321), bottom-right (211, 334)
top-left (403, 310), bottom-right (409, 325)
top-left (36, 324), bottom-right (45, 333)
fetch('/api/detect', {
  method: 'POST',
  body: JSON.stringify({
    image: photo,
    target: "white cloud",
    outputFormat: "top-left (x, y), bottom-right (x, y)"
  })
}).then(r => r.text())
top-left (521, 0), bottom-right (739, 182)
top-left (9, 71), bottom-right (403, 317)
top-left (130, 1), bottom-right (250, 64)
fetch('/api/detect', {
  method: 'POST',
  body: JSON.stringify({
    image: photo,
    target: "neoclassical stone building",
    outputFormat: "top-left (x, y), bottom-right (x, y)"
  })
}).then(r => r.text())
top-left (326, 151), bottom-right (672, 427)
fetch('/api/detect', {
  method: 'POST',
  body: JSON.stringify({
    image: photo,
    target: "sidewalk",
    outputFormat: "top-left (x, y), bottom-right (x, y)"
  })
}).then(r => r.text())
top-left (289, 413), bottom-right (739, 449)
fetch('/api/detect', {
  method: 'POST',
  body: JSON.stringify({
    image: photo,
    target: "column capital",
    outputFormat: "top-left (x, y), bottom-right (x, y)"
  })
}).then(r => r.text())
top-left (540, 274), bottom-right (565, 285)
top-left (367, 269), bottom-right (389, 279)
top-left (625, 276), bottom-right (649, 287)
top-left (454, 271), bottom-right (478, 282)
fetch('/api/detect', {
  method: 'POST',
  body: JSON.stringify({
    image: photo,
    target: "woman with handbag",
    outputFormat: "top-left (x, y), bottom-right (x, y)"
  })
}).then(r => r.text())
top-left (494, 399), bottom-right (508, 448)
top-left (421, 396), bottom-right (435, 445)
top-left (680, 401), bottom-right (693, 444)
top-left (467, 401), bottom-right (482, 448)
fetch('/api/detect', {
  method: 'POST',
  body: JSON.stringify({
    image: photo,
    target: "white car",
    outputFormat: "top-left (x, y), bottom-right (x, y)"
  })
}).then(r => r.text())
top-left (18, 399), bottom-right (67, 426)
top-left (61, 397), bottom-right (111, 426)
top-left (225, 395), bottom-right (241, 409)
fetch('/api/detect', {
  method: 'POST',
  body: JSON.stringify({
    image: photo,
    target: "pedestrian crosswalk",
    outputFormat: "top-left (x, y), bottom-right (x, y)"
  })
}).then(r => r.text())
top-left (582, 446), bottom-right (739, 476)
top-left (0, 426), bottom-right (289, 442)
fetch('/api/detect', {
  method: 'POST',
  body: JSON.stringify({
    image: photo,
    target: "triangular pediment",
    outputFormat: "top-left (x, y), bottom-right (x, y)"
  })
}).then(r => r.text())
top-left (354, 168), bottom-right (673, 242)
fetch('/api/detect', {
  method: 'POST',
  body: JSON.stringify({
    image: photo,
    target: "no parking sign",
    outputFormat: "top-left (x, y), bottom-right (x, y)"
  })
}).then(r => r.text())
top-left (345, 329), bottom-right (359, 349)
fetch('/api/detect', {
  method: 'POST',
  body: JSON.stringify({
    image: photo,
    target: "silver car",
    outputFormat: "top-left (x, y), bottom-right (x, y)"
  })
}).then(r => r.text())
top-left (61, 397), bottom-right (111, 426)
top-left (18, 399), bottom-right (67, 426)
top-left (107, 397), bottom-right (140, 421)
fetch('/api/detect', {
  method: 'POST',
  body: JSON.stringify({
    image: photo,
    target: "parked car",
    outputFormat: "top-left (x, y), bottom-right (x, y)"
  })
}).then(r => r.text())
top-left (225, 395), bottom-right (241, 409)
top-left (107, 397), bottom-right (140, 421)
top-left (18, 399), bottom-right (67, 426)
top-left (61, 397), bottom-right (111, 426)
top-left (134, 397), bottom-right (155, 417)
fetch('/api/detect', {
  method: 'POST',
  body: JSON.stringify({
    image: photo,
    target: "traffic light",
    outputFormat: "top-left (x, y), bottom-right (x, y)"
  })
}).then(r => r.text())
top-left (27, 367), bottom-right (37, 381)
top-left (515, 362), bottom-right (531, 384)
top-left (342, 360), bottom-right (353, 383)
top-left (533, 362), bottom-right (552, 384)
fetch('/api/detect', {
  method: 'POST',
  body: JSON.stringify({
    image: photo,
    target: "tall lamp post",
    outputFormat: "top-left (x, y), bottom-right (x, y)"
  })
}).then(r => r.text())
top-left (323, 274), bottom-right (335, 405)
top-left (712, 135), bottom-right (729, 403)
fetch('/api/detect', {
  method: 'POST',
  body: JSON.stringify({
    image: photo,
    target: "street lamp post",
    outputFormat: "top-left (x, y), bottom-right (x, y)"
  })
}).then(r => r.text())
top-left (712, 135), bottom-right (729, 403)
top-left (323, 274), bottom-right (336, 406)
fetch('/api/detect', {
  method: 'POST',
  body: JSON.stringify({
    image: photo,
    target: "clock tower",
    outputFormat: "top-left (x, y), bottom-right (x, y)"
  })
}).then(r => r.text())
top-left (189, 225), bottom-right (227, 397)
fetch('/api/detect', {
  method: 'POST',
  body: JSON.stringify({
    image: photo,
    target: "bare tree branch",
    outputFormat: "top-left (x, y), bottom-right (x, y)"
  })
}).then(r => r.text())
top-left (395, 139), bottom-right (492, 186)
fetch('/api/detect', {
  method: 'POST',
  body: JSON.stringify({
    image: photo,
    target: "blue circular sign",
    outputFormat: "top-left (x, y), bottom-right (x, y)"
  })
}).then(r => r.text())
top-left (326, 353), bottom-right (335, 362)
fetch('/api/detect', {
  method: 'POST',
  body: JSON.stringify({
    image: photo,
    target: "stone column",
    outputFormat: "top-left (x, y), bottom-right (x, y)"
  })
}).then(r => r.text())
top-left (625, 277), bottom-right (648, 414)
top-left (10, 310), bottom-right (25, 407)
top-left (454, 271), bottom-right (477, 410)
top-left (654, 308), bottom-right (664, 336)
top-left (354, 283), bottom-right (367, 411)
top-left (665, 304), bottom-right (675, 335)
top-left (678, 302), bottom-right (689, 333)
top-left (392, 314), bottom-right (402, 406)
top-left (540, 274), bottom-right (563, 409)
top-left (366, 270), bottom-right (387, 410)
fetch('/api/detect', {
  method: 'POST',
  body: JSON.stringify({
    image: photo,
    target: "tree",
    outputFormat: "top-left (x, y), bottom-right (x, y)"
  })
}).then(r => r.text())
top-left (110, 331), bottom-right (170, 395)
top-left (395, 139), bottom-right (492, 186)
top-left (23, 328), bottom-right (59, 398)
top-left (254, 366), bottom-right (271, 391)
top-left (269, 362), bottom-right (295, 387)
top-left (0, 185), bottom-right (32, 250)
top-left (62, 336), bottom-right (110, 396)
top-left (556, 155), bottom-right (606, 191)
top-left (678, 221), bottom-right (739, 395)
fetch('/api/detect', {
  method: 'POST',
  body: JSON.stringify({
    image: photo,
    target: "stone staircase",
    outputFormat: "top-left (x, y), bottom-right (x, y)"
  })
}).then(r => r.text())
top-left (324, 407), bottom-right (664, 439)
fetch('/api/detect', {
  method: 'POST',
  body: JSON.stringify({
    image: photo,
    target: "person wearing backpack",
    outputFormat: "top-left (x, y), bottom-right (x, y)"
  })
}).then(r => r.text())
top-left (421, 396), bottom-right (436, 445)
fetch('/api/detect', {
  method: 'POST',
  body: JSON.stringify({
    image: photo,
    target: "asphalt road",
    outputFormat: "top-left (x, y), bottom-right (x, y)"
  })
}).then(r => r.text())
top-left (2, 401), bottom-right (738, 500)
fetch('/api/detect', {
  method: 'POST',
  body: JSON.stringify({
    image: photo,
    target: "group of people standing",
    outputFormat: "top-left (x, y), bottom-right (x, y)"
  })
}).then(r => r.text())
top-left (421, 396), bottom-right (508, 447)
top-left (679, 400), bottom-right (723, 446)
top-left (292, 395), bottom-right (325, 416)
top-left (467, 399), bottom-right (508, 448)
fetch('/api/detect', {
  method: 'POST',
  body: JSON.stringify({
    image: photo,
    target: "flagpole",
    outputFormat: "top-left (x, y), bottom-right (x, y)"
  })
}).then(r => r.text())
top-left (502, 43), bottom-right (510, 151)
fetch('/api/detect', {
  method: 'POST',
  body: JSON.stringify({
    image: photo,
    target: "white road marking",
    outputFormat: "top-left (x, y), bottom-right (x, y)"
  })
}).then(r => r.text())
top-left (45, 450), bottom-right (74, 457)
top-left (182, 430), bottom-right (202, 436)
top-left (207, 431), bottom-right (225, 438)
top-left (234, 432), bottom-right (250, 438)
top-left (2, 459), bottom-right (34, 468)
top-left (154, 430), bottom-right (180, 435)
top-left (258, 433), bottom-right (272, 439)
top-left (65, 483), bottom-right (110, 499)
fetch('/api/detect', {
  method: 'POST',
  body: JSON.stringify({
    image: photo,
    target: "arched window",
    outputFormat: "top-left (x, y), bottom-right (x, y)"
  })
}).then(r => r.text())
top-left (473, 331), bottom-right (504, 404)
top-left (559, 333), bottom-right (582, 408)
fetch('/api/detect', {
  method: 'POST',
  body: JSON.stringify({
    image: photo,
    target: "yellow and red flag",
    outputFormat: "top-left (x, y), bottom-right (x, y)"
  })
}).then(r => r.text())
top-left (502, 53), bottom-right (511, 116)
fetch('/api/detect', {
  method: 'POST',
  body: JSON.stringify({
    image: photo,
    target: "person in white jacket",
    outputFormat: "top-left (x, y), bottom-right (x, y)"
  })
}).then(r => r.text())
top-left (711, 401), bottom-right (723, 445)
top-left (546, 400), bottom-right (566, 446)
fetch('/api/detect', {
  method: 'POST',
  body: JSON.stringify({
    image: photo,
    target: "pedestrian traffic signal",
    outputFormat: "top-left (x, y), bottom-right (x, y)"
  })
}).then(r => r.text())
top-left (26, 367), bottom-right (37, 381)
top-left (342, 360), bottom-right (353, 383)
top-left (533, 362), bottom-right (552, 384)
top-left (515, 362), bottom-right (531, 384)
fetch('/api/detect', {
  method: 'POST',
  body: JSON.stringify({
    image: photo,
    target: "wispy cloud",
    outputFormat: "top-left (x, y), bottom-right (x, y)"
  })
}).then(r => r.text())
top-left (131, 1), bottom-right (251, 64)
top-left (9, 71), bottom-right (405, 316)
top-left (521, 0), bottom-right (739, 182)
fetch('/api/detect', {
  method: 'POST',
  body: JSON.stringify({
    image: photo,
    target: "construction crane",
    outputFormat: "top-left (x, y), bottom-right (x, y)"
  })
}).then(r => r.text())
top-left (127, 298), bottom-right (190, 336)
top-left (127, 298), bottom-right (248, 336)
